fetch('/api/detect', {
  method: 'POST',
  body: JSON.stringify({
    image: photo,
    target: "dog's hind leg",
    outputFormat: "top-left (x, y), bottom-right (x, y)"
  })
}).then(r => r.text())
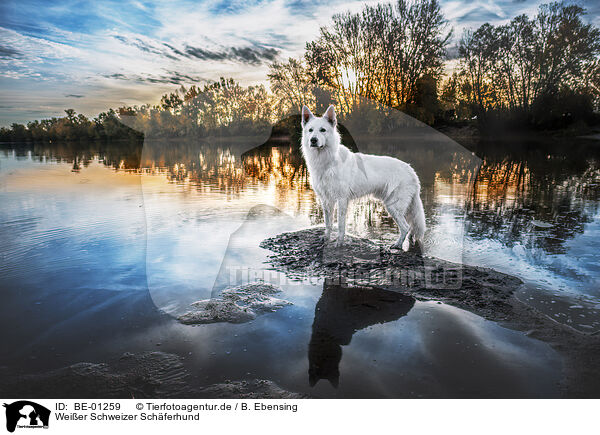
top-left (384, 197), bottom-right (411, 250)
top-left (390, 213), bottom-right (409, 249)
top-left (336, 199), bottom-right (348, 247)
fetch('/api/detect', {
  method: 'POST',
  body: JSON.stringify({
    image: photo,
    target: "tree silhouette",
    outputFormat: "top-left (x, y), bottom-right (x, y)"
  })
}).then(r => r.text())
top-left (2, 0), bottom-right (600, 142)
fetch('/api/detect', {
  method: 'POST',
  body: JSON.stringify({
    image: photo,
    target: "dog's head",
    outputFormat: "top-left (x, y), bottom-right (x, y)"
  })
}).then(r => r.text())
top-left (301, 105), bottom-right (338, 150)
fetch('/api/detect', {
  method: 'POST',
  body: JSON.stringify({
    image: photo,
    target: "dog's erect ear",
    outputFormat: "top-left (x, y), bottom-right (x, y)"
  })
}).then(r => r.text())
top-left (301, 106), bottom-right (314, 126)
top-left (323, 105), bottom-right (336, 126)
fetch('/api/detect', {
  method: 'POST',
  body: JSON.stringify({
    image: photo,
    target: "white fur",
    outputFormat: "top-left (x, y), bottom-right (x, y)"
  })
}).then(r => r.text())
top-left (301, 105), bottom-right (426, 249)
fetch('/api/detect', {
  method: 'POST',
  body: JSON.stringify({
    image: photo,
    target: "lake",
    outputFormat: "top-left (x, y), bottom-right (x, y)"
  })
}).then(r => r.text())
top-left (1, 128), bottom-right (599, 398)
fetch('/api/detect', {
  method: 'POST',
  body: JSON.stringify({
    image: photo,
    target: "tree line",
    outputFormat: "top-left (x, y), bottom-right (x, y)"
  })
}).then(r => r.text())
top-left (270, 0), bottom-right (600, 128)
top-left (1, 108), bottom-right (142, 143)
top-left (2, 0), bottom-right (599, 143)
top-left (451, 2), bottom-right (600, 127)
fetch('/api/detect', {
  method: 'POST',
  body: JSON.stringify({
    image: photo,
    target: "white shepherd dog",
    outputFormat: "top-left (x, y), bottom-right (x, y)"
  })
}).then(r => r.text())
top-left (301, 105), bottom-right (426, 249)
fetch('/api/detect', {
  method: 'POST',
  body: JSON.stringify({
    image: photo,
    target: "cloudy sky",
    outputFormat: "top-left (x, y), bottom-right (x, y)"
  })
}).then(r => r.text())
top-left (1, 0), bottom-right (598, 125)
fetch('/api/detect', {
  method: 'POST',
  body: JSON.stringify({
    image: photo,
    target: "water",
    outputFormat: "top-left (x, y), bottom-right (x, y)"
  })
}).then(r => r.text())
top-left (1, 133), bottom-right (599, 398)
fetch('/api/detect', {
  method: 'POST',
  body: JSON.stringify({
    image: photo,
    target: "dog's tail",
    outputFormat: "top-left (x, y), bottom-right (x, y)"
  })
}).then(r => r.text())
top-left (407, 189), bottom-right (426, 246)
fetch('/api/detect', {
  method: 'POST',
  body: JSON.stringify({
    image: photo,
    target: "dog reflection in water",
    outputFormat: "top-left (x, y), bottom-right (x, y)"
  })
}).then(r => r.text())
top-left (308, 282), bottom-right (415, 387)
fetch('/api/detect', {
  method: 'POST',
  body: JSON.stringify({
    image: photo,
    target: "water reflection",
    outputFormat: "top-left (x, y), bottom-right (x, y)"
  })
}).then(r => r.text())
top-left (469, 139), bottom-right (600, 256)
top-left (0, 138), bottom-right (582, 397)
top-left (463, 139), bottom-right (600, 304)
top-left (136, 136), bottom-right (599, 291)
top-left (309, 283), bottom-right (415, 387)
top-left (5, 141), bottom-right (143, 170)
top-left (4, 138), bottom-right (599, 251)
top-left (2, 133), bottom-right (599, 308)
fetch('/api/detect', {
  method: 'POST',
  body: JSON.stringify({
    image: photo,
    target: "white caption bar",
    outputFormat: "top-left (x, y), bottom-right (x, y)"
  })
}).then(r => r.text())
top-left (0, 399), bottom-right (598, 435)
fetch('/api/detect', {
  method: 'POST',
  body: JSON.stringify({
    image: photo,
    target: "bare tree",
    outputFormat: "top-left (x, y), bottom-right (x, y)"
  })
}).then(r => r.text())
top-left (458, 2), bottom-right (600, 116)
top-left (267, 57), bottom-right (314, 116)
top-left (305, 0), bottom-right (450, 113)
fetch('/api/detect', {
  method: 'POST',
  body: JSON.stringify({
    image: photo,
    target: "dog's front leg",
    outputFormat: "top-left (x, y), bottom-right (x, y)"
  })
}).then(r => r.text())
top-left (336, 199), bottom-right (348, 247)
top-left (322, 200), bottom-right (334, 240)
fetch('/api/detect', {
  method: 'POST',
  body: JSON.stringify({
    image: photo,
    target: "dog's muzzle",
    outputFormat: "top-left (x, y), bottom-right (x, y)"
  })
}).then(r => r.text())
top-left (310, 137), bottom-right (319, 147)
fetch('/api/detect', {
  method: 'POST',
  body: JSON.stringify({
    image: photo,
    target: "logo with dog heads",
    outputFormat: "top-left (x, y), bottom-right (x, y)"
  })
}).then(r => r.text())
top-left (3, 401), bottom-right (50, 433)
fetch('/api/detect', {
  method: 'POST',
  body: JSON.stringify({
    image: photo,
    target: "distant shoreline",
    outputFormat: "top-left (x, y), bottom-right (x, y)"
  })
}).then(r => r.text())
top-left (4, 124), bottom-right (600, 148)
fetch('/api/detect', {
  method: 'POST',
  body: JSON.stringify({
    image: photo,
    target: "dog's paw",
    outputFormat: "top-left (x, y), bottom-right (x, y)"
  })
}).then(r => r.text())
top-left (406, 241), bottom-right (423, 255)
top-left (389, 243), bottom-right (403, 250)
top-left (334, 239), bottom-right (344, 248)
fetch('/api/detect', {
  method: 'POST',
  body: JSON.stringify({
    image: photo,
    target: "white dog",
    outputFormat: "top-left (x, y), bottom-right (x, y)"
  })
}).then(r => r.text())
top-left (300, 105), bottom-right (426, 249)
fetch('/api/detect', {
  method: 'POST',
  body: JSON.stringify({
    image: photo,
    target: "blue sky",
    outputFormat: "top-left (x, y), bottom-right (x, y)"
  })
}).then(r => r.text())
top-left (1, 0), bottom-right (598, 125)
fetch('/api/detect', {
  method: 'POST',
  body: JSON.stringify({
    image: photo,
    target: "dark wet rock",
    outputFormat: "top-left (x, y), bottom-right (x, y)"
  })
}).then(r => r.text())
top-left (0, 351), bottom-right (307, 399)
top-left (261, 227), bottom-right (600, 398)
top-left (0, 352), bottom-right (191, 398)
top-left (178, 282), bottom-right (291, 325)
top-left (260, 228), bottom-right (520, 322)
top-left (198, 379), bottom-right (308, 399)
